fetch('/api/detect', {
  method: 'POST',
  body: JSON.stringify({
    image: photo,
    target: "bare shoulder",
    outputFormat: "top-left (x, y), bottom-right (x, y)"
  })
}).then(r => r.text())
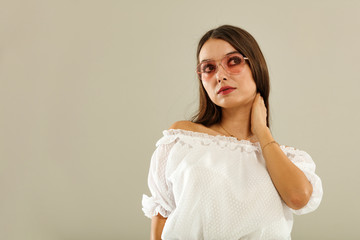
top-left (168, 120), bottom-right (218, 136)
top-left (168, 120), bottom-right (204, 132)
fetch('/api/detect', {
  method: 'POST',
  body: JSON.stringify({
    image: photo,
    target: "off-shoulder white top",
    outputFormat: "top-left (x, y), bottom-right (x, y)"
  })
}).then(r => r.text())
top-left (142, 129), bottom-right (323, 240)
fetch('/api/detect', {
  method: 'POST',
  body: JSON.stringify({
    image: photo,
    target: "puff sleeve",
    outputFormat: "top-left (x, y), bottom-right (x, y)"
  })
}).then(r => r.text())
top-left (141, 136), bottom-right (177, 219)
top-left (281, 146), bottom-right (323, 215)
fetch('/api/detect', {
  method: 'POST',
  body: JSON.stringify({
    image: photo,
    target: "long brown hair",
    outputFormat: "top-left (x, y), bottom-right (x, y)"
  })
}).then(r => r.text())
top-left (191, 25), bottom-right (271, 128)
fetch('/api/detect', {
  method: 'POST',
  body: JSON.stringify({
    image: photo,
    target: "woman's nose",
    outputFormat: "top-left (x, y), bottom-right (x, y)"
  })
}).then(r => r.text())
top-left (216, 64), bottom-right (228, 82)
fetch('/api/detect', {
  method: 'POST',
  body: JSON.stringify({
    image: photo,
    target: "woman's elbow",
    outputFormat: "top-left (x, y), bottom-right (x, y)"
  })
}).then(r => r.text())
top-left (288, 186), bottom-right (313, 210)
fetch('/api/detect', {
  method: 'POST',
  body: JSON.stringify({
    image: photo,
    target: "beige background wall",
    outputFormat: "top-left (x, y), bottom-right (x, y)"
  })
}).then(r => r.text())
top-left (1, 0), bottom-right (359, 239)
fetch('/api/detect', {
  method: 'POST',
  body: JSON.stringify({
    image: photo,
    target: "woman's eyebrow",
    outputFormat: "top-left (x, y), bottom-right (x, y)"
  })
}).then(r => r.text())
top-left (225, 51), bottom-right (239, 55)
top-left (200, 51), bottom-right (239, 63)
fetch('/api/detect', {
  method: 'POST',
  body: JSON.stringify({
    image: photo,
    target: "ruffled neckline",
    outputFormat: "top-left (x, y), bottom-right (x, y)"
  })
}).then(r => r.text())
top-left (161, 129), bottom-right (305, 154)
top-left (163, 129), bottom-right (261, 147)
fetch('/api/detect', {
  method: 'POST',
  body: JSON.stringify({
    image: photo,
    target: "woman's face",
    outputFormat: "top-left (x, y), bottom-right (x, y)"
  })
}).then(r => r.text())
top-left (198, 38), bottom-right (257, 109)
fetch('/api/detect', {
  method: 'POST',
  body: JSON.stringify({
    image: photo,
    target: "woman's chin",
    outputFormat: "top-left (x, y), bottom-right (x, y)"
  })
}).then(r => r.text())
top-left (215, 98), bottom-right (252, 109)
top-left (217, 102), bottom-right (250, 110)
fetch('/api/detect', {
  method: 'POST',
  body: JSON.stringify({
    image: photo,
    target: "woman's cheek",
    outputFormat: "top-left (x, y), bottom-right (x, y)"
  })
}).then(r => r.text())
top-left (202, 83), bottom-right (213, 98)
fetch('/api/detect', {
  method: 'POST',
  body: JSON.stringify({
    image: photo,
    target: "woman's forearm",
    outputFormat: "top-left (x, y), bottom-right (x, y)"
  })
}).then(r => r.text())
top-left (257, 127), bottom-right (313, 210)
top-left (151, 214), bottom-right (167, 240)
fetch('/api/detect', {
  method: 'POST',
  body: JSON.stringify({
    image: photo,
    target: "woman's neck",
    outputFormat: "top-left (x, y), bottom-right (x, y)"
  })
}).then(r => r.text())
top-left (215, 105), bottom-right (253, 140)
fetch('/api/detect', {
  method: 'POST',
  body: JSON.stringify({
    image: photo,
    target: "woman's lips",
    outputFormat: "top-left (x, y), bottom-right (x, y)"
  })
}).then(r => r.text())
top-left (218, 87), bottom-right (236, 95)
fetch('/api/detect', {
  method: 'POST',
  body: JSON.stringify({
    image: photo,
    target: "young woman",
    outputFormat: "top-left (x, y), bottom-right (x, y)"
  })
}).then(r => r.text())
top-left (142, 25), bottom-right (323, 240)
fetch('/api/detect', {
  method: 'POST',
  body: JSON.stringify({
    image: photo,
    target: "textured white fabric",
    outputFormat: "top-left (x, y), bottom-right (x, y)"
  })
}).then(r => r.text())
top-left (142, 129), bottom-right (323, 240)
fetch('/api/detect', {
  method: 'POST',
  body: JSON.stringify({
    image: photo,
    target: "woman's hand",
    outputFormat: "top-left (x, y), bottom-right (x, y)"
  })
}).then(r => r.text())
top-left (250, 92), bottom-right (268, 137)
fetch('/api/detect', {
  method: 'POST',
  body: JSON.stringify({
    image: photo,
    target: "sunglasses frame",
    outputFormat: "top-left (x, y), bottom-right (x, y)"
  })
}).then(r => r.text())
top-left (196, 52), bottom-right (249, 80)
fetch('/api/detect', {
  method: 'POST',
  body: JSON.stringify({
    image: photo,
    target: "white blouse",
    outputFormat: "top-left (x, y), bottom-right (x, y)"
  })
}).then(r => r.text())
top-left (142, 129), bottom-right (323, 240)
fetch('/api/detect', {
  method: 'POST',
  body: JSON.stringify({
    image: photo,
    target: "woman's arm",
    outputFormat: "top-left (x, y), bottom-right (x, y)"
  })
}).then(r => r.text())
top-left (251, 93), bottom-right (313, 210)
top-left (150, 214), bottom-right (167, 240)
top-left (257, 127), bottom-right (313, 210)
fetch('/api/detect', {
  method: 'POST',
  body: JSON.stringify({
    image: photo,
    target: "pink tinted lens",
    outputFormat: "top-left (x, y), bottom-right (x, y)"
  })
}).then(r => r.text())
top-left (222, 53), bottom-right (245, 74)
top-left (198, 61), bottom-right (217, 80)
top-left (199, 62), bottom-right (216, 74)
